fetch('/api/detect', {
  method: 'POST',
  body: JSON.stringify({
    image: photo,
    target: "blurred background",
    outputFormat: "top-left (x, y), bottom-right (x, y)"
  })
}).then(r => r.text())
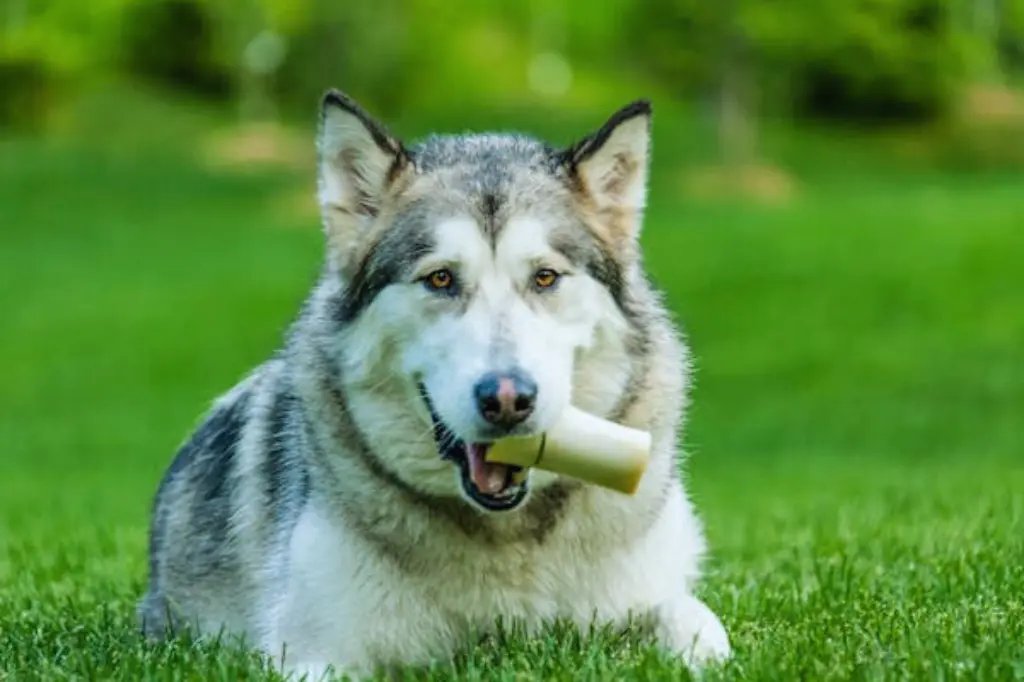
top-left (5, 0), bottom-right (1024, 170)
top-left (1, 0), bottom-right (1022, 575)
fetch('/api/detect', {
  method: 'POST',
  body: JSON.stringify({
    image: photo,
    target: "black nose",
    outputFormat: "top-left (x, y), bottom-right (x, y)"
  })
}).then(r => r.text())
top-left (474, 370), bottom-right (537, 429)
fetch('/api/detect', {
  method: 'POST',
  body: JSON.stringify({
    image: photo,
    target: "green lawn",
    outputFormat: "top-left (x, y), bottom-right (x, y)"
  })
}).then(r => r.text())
top-left (1, 116), bottom-right (1023, 681)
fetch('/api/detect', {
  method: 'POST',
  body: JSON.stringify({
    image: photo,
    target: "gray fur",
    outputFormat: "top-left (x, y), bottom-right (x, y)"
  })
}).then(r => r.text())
top-left (140, 383), bottom-right (251, 636)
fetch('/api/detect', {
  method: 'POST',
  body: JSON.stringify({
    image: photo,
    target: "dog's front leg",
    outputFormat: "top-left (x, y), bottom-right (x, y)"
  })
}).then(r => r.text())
top-left (653, 592), bottom-right (732, 672)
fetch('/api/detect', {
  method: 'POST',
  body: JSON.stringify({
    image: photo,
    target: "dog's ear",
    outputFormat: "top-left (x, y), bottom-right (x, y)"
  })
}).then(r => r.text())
top-left (317, 90), bottom-right (410, 256)
top-left (562, 99), bottom-right (652, 241)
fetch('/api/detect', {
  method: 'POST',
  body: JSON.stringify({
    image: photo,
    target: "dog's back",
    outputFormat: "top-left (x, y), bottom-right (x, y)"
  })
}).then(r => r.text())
top-left (139, 361), bottom-right (307, 640)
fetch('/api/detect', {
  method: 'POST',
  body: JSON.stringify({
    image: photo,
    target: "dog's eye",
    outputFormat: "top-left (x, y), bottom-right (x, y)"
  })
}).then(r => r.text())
top-left (534, 268), bottom-right (560, 290)
top-left (423, 269), bottom-right (455, 292)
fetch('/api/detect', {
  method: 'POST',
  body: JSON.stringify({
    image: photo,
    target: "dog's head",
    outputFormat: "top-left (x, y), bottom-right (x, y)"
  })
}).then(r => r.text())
top-left (317, 91), bottom-right (652, 513)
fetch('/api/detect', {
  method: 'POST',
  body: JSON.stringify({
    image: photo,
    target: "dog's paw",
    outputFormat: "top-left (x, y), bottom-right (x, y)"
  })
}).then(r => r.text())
top-left (656, 594), bottom-right (732, 673)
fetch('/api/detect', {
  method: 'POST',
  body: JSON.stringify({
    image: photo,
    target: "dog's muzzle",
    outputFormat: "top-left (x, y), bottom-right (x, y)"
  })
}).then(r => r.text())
top-left (418, 384), bottom-right (529, 512)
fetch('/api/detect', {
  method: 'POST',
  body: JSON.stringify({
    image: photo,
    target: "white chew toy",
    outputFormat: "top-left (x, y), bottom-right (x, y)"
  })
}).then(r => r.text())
top-left (485, 405), bottom-right (651, 495)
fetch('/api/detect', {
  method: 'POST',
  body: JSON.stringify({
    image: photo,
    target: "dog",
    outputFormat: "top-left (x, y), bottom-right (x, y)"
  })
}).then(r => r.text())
top-left (138, 90), bottom-right (732, 680)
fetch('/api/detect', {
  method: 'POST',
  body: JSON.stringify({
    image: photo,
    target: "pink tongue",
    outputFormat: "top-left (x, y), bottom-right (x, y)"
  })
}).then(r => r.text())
top-left (465, 443), bottom-right (509, 495)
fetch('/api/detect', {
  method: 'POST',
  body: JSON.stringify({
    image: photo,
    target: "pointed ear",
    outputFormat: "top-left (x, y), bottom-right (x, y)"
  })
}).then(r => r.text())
top-left (563, 99), bottom-right (652, 241)
top-left (317, 90), bottom-right (410, 256)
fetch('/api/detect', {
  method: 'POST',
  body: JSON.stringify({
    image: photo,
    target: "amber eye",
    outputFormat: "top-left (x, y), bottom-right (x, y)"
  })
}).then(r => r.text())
top-left (424, 268), bottom-right (454, 291)
top-left (534, 268), bottom-right (560, 290)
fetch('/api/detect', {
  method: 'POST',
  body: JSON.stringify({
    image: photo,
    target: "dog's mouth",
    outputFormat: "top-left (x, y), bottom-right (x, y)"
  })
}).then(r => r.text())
top-left (418, 384), bottom-right (529, 512)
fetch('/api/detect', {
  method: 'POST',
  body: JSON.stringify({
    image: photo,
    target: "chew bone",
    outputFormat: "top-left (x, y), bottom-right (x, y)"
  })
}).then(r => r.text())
top-left (485, 406), bottom-right (651, 494)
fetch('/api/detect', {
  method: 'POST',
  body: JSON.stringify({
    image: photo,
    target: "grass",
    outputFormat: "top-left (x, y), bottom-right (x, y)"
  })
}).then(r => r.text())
top-left (1, 100), bottom-right (1024, 680)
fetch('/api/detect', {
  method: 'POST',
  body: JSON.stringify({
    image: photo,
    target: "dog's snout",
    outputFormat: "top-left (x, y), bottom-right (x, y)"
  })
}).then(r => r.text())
top-left (474, 370), bottom-right (537, 429)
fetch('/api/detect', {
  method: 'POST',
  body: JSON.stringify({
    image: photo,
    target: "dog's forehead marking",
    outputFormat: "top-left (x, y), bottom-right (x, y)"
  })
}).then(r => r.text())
top-left (433, 214), bottom-right (563, 263)
top-left (494, 216), bottom-right (564, 266)
top-left (409, 132), bottom-right (569, 241)
top-left (430, 215), bottom-right (561, 285)
top-left (432, 216), bottom-right (491, 266)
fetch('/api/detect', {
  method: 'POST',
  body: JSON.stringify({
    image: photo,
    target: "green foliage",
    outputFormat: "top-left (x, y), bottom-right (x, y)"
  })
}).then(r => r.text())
top-left (1000, 0), bottom-right (1024, 73)
top-left (2, 0), bottom-right (128, 73)
top-left (624, 0), bottom-right (720, 94)
top-left (118, 0), bottom-right (233, 99)
top-left (790, 0), bottom-right (980, 122)
top-left (0, 47), bottom-right (57, 131)
top-left (270, 0), bottom-right (414, 119)
top-left (629, 0), bottom-right (986, 123)
top-left (0, 0), bottom-right (130, 128)
top-left (3, 0), bottom-right (1024, 142)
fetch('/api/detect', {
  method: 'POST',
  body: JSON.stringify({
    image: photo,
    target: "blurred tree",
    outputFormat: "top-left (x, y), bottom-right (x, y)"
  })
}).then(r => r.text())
top-left (998, 0), bottom-right (1024, 77)
top-left (630, 0), bottom-right (986, 129)
top-left (1, 0), bottom-right (130, 129)
top-left (270, 0), bottom-right (412, 119)
top-left (4, 0), bottom-right (1021, 139)
top-left (782, 0), bottom-right (978, 123)
top-left (119, 0), bottom-right (233, 99)
top-left (625, 0), bottom-right (764, 166)
top-left (970, 0), bottom-right (1003, 80)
